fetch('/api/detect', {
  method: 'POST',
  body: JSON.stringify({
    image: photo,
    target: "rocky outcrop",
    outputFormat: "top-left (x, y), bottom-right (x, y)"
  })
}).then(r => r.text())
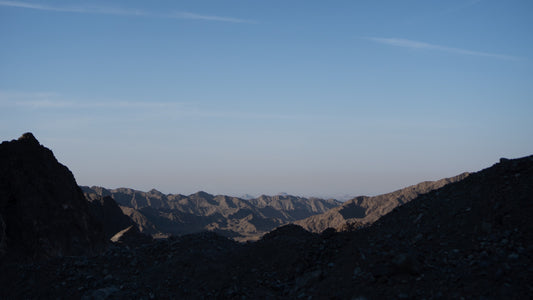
top-left (118, 205), bottom-right (161, 236)
top-left (0, 133), bottom-right (106, 260)
top-left (295, 172), bottom-right (469, 232)
top-left (88, 196), bottom-right (136, 239)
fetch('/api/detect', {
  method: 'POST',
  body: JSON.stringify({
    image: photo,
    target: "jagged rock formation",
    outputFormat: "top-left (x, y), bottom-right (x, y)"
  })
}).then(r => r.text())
top-left (249, 195), bottom-right (340, 221)
top-left (0, 133), bottom-right (106, 260)
top-left (82, 187), bottom-right (341, 241)
top-left (295, 172), bottom-right (470, 232)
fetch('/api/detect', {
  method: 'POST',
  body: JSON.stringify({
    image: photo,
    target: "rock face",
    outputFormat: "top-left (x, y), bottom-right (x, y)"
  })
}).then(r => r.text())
top-left (87, 196), bottom-right (135, 239)
top-left (82, 187), bottom-right (341, 241)
top-left (0, 133), bottom-right (106, 260)
top-left (295, 172), bottom-right (470, 232)
top-left (0, 214), bottom-right (6, 257)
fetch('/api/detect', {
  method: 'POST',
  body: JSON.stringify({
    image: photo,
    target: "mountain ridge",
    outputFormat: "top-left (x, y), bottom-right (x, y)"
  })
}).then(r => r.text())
top-left (81, 173), bottom-right (471, 240)
top-left (82, 186), bottom-right (342, 241)
top-left (295, 171), bottom-right (470, 232)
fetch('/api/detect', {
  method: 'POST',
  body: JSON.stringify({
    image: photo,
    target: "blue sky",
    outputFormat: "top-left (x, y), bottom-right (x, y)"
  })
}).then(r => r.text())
top-left (1, 0), bottom-right (532, 198)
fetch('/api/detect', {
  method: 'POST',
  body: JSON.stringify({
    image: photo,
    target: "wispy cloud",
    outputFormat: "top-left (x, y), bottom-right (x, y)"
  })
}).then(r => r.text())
top-left (0, 0), bottom-right (252, 23)
top-left (0, 91), bottom-right (309, 120)
top-left (0, 91), bottom-right (185, 109)
top-left (367, 37), bottom-right (519, 61)
top-left (173, 12), bottom-right (253, 23)
top-left (1, 99), bottom-right (182, 111)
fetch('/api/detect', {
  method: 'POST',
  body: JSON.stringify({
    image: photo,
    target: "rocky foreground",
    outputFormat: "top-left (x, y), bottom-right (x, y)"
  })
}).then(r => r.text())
top-left (1, 134), bottom-right (532, 299)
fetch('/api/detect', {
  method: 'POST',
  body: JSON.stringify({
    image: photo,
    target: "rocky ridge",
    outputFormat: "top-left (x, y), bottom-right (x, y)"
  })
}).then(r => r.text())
top-left (295, 172), bottom-right (470, 232)
top-left (83, 186), bottom-right (341, 241)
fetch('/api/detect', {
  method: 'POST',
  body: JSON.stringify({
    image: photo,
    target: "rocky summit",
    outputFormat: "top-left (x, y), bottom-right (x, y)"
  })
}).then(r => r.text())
top-left (0, 133), bottom-right (107, 261)
top-left (0, 133), bottom-right (532, 299)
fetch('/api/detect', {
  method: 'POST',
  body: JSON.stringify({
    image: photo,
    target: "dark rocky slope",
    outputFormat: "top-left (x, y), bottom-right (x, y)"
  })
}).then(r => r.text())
top-left (87, 196), bottom-right (136, 239)
top-left (0, 133), bottom-right (107, 261)
top-left (1, 151), bottom-right (531, 299)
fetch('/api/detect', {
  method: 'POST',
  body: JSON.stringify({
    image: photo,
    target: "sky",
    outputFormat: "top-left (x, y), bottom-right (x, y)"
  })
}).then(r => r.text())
top-left (1, 0), bottom-right (532, 199)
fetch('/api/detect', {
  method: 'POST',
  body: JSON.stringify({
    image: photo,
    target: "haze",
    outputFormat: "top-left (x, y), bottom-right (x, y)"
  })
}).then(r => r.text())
top-left (1, 0), bottom-right (532, 198)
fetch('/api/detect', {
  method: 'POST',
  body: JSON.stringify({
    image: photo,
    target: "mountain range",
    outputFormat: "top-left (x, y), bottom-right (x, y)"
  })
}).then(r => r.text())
top-left (1, 132), bottom-right (531, 298)
top-left (82, 170), bottom-right (471, 241)
top-left (82, 186), bottom-right (341, 241)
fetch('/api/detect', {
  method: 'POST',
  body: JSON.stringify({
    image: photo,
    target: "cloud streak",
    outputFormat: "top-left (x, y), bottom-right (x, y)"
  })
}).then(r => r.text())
top-left (173, 12), bottom-right (253, 23)
top-left (0, 0), bottom-right (252, 23)
top-left (0, 91), bottom-right (186, 109)
top-left (0, 91), bottom-right (309, 120)
top-left (367, 37), bottom-right (518, 60)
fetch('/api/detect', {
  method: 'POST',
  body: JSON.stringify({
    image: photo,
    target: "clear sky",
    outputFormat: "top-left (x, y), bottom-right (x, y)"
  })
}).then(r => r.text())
top-left (1, 0), bottom-right (532, 198)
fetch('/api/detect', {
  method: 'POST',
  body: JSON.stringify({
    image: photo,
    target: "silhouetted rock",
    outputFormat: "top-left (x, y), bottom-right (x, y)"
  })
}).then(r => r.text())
top-left (0, 214), bottom-right (6, 257)
top-left (261, 224), bottom-right (313, 241)
top-left (88, 196), bottom-right (135, 239)
top-left (0, 133), bottom-right (106, 260)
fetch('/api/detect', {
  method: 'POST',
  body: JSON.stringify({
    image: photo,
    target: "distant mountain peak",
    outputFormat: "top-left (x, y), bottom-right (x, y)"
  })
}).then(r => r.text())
top-left (148, 188), bottom-right (163, 195)
top-left (193, 191), bottom-right (213, 197)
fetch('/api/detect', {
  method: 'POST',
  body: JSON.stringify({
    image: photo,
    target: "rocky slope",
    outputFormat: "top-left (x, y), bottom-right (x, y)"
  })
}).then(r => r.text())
top-left (1, 154), bottom-right (531, 299)
top-left (295, 172), bottom-right (470, 233)
top-left (87, 196), bottom-right (136, 239)
top-left (82, 187), bottom-right (341, 241)
top-left (0, 133), bottom-right (107, 261)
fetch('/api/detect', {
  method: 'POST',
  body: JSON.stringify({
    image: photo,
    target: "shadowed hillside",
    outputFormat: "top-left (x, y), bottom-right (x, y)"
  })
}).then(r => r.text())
top-left (295, 172), bottom-right (469, 232)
